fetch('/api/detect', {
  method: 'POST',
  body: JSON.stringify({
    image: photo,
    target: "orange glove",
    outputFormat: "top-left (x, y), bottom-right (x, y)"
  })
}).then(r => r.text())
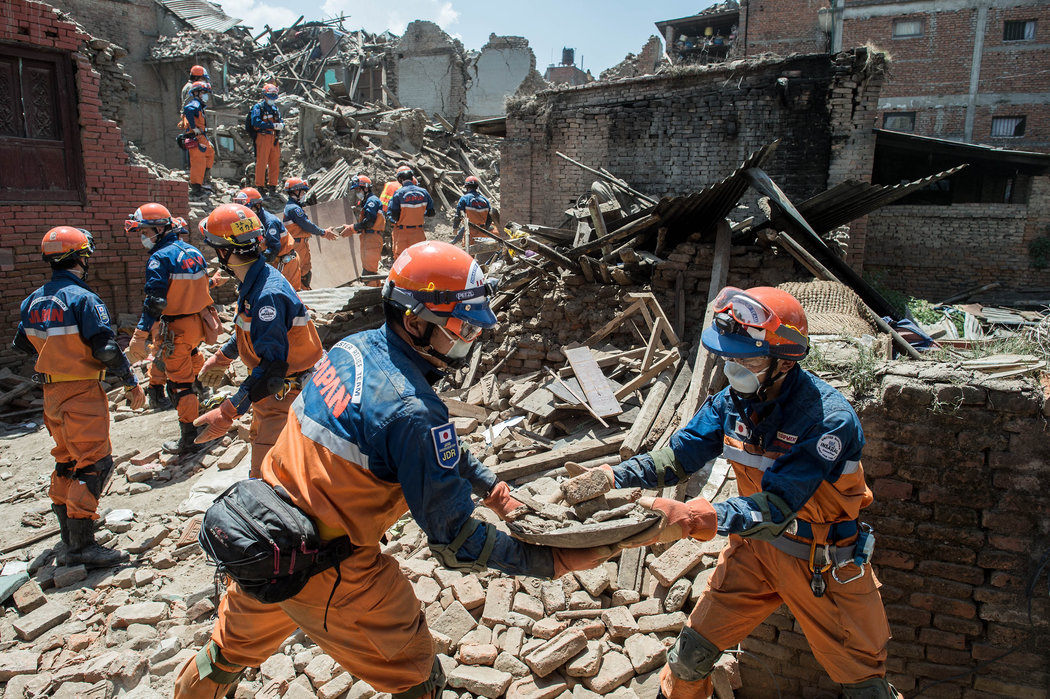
top-left (125, 384), bottom-right (146, 411)
top-left (483, 481), bottom-right (526, 521)
top-left (552, 545), bottom-right (617, 577)
top-left (198, 351), bottom-right (234, 388)
top-left (619, 496), bottom-right (718, 548)
top-left (193, 398), bottom-right (238, 443)
top-left (125, 329), bottom-right (151, 364)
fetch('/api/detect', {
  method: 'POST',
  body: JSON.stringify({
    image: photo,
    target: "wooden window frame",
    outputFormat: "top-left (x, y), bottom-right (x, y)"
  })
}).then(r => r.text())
top-left (892, 18), bottom-right (924, 38)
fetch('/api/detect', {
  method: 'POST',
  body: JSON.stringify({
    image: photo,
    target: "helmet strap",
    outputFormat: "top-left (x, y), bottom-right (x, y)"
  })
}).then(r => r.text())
top-left (76, 256), bottom-right (90, 282)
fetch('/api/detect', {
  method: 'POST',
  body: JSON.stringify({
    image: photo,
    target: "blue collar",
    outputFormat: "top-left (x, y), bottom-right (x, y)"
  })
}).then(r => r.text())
top-left (238, 256), bottom-right (269, 302)
top-left (150, 232), bottom-right (179, 253)
top-left (51, 268), bottom-right (90, 290)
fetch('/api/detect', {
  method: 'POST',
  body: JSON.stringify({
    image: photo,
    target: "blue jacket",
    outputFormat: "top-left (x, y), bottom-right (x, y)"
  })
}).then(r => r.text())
top-left (258, 207), bottom-right (285, 259)
top-left (283, 200), bottom-right (324, 238)
top-left (249, 100), bottom-right (282, 135)
top-left (284, 324), bottom-right (554, 577)
top-left (615, 367), bottom-right (868, 535)
top-left (137, 233), bottom-right (211, 331)
top-left (354, 194), bottom-right (385, 231)
top-left (387, 183), bottom-right (435, 226)
top-left (454, 191), bottom-right (491, 227)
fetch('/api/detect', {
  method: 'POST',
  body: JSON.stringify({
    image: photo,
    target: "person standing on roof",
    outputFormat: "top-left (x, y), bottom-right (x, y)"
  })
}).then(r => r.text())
top-left (588, 286), bottom-right (901, 699)
top-left (451, 176), bottom-right (497, 248)
top-left (249, 84), bottom-right (284, 199)
top-left (283, 177), bottom-right (338, 291)
top-left (12, 227), bottom-right (145, 569)
top-left (194, 203), bottom-right (325, 475)
top-left (346, 174), bottom-right (385, 286)
top-left (124, 203), bottom-right (215, 456)
top-left (172, 240), bottom-right (614, 699)
top-left (180, 64), bottom-right (210, 108)
top-left (182, 81), bottom-right (215, 199)
top-left (386, 167), bottom-right (434, 261)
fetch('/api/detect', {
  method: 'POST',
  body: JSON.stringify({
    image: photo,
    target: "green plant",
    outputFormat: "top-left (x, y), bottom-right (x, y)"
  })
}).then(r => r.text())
top-left (864, 272), bottom-right (910, 318)
top-left (1029, 236), bottom-right (1050, 269)
top-left (843, 344), bottom-right (880, 398)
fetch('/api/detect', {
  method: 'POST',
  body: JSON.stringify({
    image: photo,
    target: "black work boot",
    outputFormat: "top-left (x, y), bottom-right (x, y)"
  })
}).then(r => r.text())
top-left (163, 421), bottom-right (202, 455)
top-left (52, 503), bottom-right (71, 565)
top-left (189, 183), bottom-right (204, 198)
top-left (301, 271), bottom-right (312, 290)
top-left (65, 518), bottom-right (129, 568)
top-left (147, 384), bottom-right (174, 411)
top-left (203, 168), bottom-right (214, 193)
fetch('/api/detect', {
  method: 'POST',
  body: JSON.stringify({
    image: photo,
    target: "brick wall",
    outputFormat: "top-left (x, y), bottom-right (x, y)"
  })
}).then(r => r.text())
top-left (0, 0), bottom-right (187, 369)
top-left (502, 49), bottom-right (886, 252)
top-left (739, 0), bottom-right (829, 56)
top-left (863, 174), bottom-right (1050, 301)
top-left (735, 365), bottom-right (1050, 697)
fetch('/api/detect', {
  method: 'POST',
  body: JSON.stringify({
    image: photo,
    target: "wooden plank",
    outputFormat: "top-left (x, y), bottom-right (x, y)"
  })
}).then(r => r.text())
top-left (444, 398), bottom-right (489, 421)
top-left (565, 347), bottom-right (622, 418)
top-left (511, 384), bottom-right (559, 419)
top-left (494, 434), bottom-right (627, 481)
top-left (615, 347), bottom-right (680, 402)
top-left (648, 361), bottom-right (694, 451)
top-left (583, 300), bottom-right (641, 347)
top-left (588, 196), bottom-right (609, 240)
top-left (545, 367), bottom-right (610, 428)
top-left (620, 369), bottom-right (673, 459)
top-left (0, 524), bottom-right (59, 554)
top-left (641, 317), bottom-right (670, 372)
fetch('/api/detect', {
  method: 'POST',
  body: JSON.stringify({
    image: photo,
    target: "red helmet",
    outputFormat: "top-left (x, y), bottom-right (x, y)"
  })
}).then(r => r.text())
top-left (171, 216), bottom-right (188, 235)
top-left (350, 175), bottom-right (372, 191)
top-left (702, 286), bottom-right (809, 360)
top-left (190, 81), bottom-right (210, 95)
top-left (383, 241), bottom-right (497, 342)
top-left (190, 64), bottom-right (207, 78)
top-left (283, 177), bottom-right (310, 194)
top-left (233, 187), bottom-right (264, 208)
top-left (41, 226), bottom-right (94, 263)
top-left (262, 83), bottom-right (279, 99)
top-left (464, 176), bottom-right (480, 190)
top-left (125, 202), bottom-right (172, 234)
top-left (200, 204), bottom-right (264, 251)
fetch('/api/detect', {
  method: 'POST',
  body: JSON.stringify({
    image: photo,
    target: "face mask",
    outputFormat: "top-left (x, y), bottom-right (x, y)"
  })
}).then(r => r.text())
top-left (200, 93), bottom-right (210, 104)
top-left (140, 233), bottom-right (154, 250)
top-left (434, 325), bottom-right (473, 364)
top-left (266, 98), bottom-right (276, 106)
top-left (355, 191), bottom-right (364, 202)
top-left (723, 360), bottom-right (763, 398)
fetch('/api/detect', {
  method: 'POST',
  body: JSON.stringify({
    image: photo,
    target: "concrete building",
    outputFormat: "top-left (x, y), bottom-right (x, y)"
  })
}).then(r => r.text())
top-left (543, 48), bottom-right (593, 86)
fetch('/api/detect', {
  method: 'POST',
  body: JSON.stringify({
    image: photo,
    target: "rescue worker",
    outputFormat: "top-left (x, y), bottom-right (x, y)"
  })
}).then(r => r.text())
top-left (180, 64), bottom-right (210, 107)
top-left (283, 177), bottom-right (338, 291)
top-left (249, 84), bottom-right (283, 197)
top-left (451, 176), bottom-right (496, 248)
top-left (379, 163), bottom-right (412, 212)
top-left (124, 204), bottom-right (215, 455)
top-left (182, 81), bottom-right (215, 199)
top-left (595, 286), bottom-right (900, 699)
top-left (194, 203), bottom-right (325, 476)
top-left (233, 187), bottom-right (283, 263)
top-left (12, 227), bottom-right (145, 568)
top-left (173, 241), bottom-right (613, 699)
top-left (386, 167), bottom-right (435, 261)
top-left (346, 174), bottom-right (385, 286)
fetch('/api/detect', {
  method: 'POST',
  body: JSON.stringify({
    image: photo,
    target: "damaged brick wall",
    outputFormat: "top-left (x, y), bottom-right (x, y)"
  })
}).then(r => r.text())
top-left (394, 21), bottom-right (469, 123)
top-left (0, 0), bottom-right (187, 369)
top-left (734, 366), bottom-right (1050, 697)
top-left (863, 174), bottom-right (1050, 301)
top-left (502, 50), bottom-right (886, 273)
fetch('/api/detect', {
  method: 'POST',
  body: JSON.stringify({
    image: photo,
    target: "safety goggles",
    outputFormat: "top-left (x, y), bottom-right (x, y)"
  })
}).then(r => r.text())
top-left (125, 218), bottom-right (169, 233)
top-left (384, 279), bottom-right (499, 341)
top-left (712, 286), bottom-right (806, 345)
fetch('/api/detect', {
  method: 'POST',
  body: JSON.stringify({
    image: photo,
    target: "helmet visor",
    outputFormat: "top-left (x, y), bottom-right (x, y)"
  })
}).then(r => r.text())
top-left (124, 219), bottom-right (141, 233)
top-left (713, 287), bottom-right (777, 330)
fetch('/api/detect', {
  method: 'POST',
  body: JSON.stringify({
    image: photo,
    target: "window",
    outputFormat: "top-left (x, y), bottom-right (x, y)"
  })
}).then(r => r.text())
top-left (892, 18), bottom-right (924, 38)
top-left (1003, 20), bottom-right (1036, 41)
top-left (0, 46), bottom-right (84, 203)
top-left (883, 112), bottom-right (916, 132)
top-left (991, 116), bottom-right (1026, 137)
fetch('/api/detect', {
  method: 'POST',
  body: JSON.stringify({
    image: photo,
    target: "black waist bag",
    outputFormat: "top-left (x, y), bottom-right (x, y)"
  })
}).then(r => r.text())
top-left (199, 479), bottom-right (353, 604)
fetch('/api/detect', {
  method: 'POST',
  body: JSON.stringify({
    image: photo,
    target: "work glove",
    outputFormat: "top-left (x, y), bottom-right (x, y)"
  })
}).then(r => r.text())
top-left (564, 461), bottom-right (616, 488)
top-left (125, 329), bottom-right (151, 364)
top-left (193, 128), bottom-right (202, 135)
top-left (322, 227), bottom-right (339, 241)
top-left (552, 545), bottom-right (617, 577)
top-left (198, 352), bottom-right (234, 388)
top-left (274, 122), bottom-right (284, 131)
top-left (619, 496), bottom-right (718, 549)
top-left (209, 271), bottom-right (227, 289)
top-left (483, 481), bottom-right (527, 521)
top-left (125, 384), bottom-right (146, 411)
top-left (193, 398), bottom-right (239, 444)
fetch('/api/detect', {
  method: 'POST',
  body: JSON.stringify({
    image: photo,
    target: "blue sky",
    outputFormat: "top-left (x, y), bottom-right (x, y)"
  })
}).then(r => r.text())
top-left (215, 0), bottom-right (709, 74)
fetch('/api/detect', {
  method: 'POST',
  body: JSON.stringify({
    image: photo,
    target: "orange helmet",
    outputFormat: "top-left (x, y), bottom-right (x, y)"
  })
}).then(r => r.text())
top-left (283, 177), bottom-right (309, 194)
top-left (190, 64), bottom-right (207, 78)
top-left (41, 226), bottom-right (94, 264)
top-left (190, 80), bottom-right (210, 95)
top-left (262, 83), bottom-right (279, 99)
top-left (464, 176), bottom-right (480, 190)
top-left (233, 187), bottom-right (264, 208)
top-left (383, 241), bottom-right (497, 343)
top-left (124, 202), bottom-right (173, 234)
top-left (350, 175), bottom-right (372, 191)
top-left (702, 286), bottom-right (809, 360)
top-left (200, 204), bottom-right (264, 252)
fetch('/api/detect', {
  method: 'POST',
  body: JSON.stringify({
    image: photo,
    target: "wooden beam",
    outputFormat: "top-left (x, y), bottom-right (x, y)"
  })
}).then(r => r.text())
top-left (614, 348), bottom-right (680, 401)
top-left (564, 347), bottom-right (622, 418)
top-left (620, 369), bottom-right (674, 459)
top-left (494, 434), bottom-right (627, 481)
top-left (556, 152), bottom-right (658, 205)
top-left (1, 524), bottom-right (59, 554)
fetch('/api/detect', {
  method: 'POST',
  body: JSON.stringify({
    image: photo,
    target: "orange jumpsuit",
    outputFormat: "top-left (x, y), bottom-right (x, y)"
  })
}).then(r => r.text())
top-left (613, 367), bottom-right (893, 698)
top-left (271, 224), bottom-right (301, 291)
top-left (386, 183), bottom-right (434, 260)
top-left (284, 200), bottom-right (325, 288)
top-left (182, 97), bottom-right (214, 186)
top-left (16, 270), bottom-right (137, 520)
top-left (354, 193), bottom-right (386, 286)
top-left (249, 100), bottom-right (282, 188)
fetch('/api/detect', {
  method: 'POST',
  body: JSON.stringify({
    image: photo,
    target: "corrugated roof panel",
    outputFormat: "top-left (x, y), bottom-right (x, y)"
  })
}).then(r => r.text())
top-left (156, 0), bottom-right (240, 33)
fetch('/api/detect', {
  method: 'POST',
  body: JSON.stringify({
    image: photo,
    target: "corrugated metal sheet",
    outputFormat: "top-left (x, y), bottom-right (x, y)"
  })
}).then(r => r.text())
top-left (156, 0), bottom-right (241, 33)
top-left (797, 165), bottom-right (967, 234)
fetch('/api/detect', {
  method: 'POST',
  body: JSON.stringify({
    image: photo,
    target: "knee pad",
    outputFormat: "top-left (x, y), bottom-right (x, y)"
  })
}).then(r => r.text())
top-left (392, 657), bottom-right (446, 699)
top-left (167, 380), bottom-right (196, 403)
top-left (667, 627), bottom-right (722, 682)
top-left (55, 461), bottom-right (76, 479)
top-left (78, 456), bottom-right (114, 499)
top-left (194, 640), bottom-right (245, 686)
top-left (842, 677), bottom-right (900, 699)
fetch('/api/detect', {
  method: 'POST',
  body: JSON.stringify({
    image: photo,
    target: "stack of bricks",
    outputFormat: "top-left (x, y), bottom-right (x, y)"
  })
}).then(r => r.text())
top-left (0, 0), bottom-right (187, 370)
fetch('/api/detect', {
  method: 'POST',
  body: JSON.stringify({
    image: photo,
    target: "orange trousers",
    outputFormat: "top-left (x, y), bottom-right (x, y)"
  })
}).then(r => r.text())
top-left (392, 226), bottom-right (426, 262)
top-left (293, 238), bottom-right (312, 278)
top-left (149, 316), bottom-right (206, 423)
top-left (43, 380), bottom-right (111, 519)
top-left (360, 232), bottom-right (383, 286)
top-left (254, 133), bottom-right (280, 188)
top-left (273, 252), bottom-right (302, 291)
top-left (189, 139), bottom-right (215, 185)
top-left (247, 389), bottom-right (298, 478)
top-left (659, 536), bottom-right (892, 699)
top-left (173, 545), bottom-right (434, 698)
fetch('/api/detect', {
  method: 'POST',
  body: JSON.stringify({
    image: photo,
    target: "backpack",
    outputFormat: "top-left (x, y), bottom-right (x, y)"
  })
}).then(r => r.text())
top-left (244, 109), bottom-right (257, 142)
top-left (198, 478), bottom-right (353, 604)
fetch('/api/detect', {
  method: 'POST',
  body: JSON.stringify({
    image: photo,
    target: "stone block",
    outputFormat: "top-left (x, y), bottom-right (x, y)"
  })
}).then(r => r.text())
top-left (260, 653), bottom-right (296, 684)
top-left (611, 589), bottom-right (640, 606)
top-left (540, 581), bottom-right (567, 614)
top-left (414, 576), bottom-right (441, 605)
top-left (524, 627), bottom-right (588, 677)
top-left (431, 601), bottom-right (477, 647)
top-left (561, 470), bottom-right (612, 505)
top-left (111, 602), bottom-right (168, 628)
top-left (127, 525), bottom-right (170, 554)
top-left (637, 612), bottom-right (687, 634)
top-left (531, 617), bottom-right (570, 639)
top-left (447, 665), bottom-right (513, 698)
top-left (663, 579), bottom-right (691, 613)
top-left (601, 606), bottom-right (639, 639)
top-left (500, 626), bottom-right (525, 655)
top-left (52, 565), bottom-right (87, 588)
top-left (318, 672), bottom-right (354, 699)
top-left (12, 579), bottom-right (47, 613)
top-left (13, 601), bottom-right (71, 641)
top-left (214, 442), bottom-right (250, 470)
top-left (566, 641), bottom-right (604, 678)
top-left (458, 643), bottom-right (499, 666)
top-left (625, 634), bottom-right (666, 673)
top-left (400, 558), bottom-right (438, 580)
top-left (583, 651), bottom-right (635, 693)
top-left (568, 590), bottom-right (601, 610)
top-left (346, 680), bottom-right (377, 699)
top-left (494, 651), bottom-right (531, 677)
top-left (574, 567), bottom-right (610, 596)
top-left (284, 682), bottom-right (317, 699)
top-left (512, 592), bottom-right (544, 620)
top-left (648, 539), bottom-right (703, 587)
top-left (507, 673), bottom-right (569, 699)
top-left (451, 576), bottom-right (486, 610)
top-left (0, 650), bottom-right (40, 680)
top-left (481, 579), bottom-right (516, 625)
top-left (305, 654), bottom-right (338, 688)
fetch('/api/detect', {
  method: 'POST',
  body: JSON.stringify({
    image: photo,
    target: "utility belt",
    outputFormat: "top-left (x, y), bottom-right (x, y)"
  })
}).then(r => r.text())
top-left (160, 312), bottom-right (197, 321)
top-left (275, 251), bottom-right (297, 271)
top-left (275, 369), bottom-right (313, 401)
top-left (36, 371), bottom-right (105, 384)
top-left (154, 319), bottom-right (176, 372)
top-left (769, 520), bottom-right (875, 598)
top-left (395, 224), bottom-right (424, 229)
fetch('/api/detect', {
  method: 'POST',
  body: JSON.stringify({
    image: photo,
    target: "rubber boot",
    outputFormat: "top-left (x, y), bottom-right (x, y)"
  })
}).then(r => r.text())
top-left (52, 504), bottom-right (71, 565)
top-left (301, 271), bottom-right (312, 291)
top-left (148, 384), bottom-right (174, 411)
top-left (163, 421), bottom-right (201, 455)
top-left (65, 518), bottom-right (129, 568)
top-left (189, 183), bottom-right (204, 198)
top-left (202, 168), bottom-right (213, 193)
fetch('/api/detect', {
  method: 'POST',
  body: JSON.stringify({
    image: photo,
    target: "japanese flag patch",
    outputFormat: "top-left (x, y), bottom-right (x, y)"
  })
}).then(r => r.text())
top-left (816, 434), bottom-right (843, 462)
top-left (94, 304), bottom-right (109, 324)
top-left (431, 423), bottom-right (460, 470)
top-left (733, 419), bottom-right (751, 439)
